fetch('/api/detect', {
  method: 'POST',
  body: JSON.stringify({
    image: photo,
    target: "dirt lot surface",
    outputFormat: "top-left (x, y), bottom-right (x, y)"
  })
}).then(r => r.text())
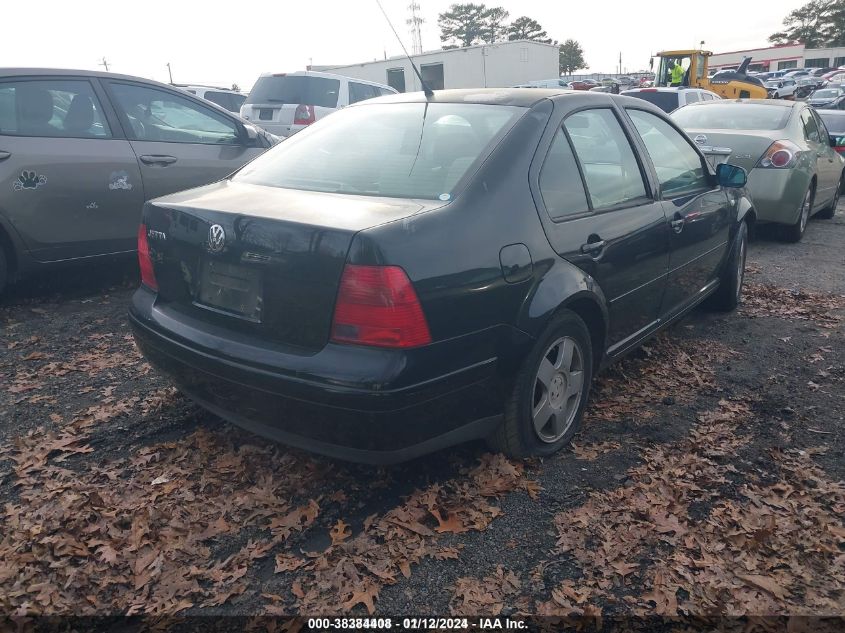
top-left (1, 208), bottom-right (844, 627)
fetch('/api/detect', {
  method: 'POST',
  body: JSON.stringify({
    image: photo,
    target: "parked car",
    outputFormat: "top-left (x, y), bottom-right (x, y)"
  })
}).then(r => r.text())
top-left (795, 77), bottom-right (824, 99)
top-left (0, 68), bottom-right (278, 295)
top-left (513, 79), bottom-right (570, 89)
top-left (816, 109), bottom-right (845, 155)
top-left (240, 71), bottom-right (397, 138)
top-left (621, 87), bottom-right (722, 113)
top-left (131, 89), bottom-right (753, 464)
top-left (673, 99), bottom-right (844, 241)
top-left (567, 80), bottom-right (598, 91)
top-left (175, 84), bottom-right (246, 113)
top-left (765, 78), bottom-right (797, 99)
top-left (808, 87), bottom-right (845, 109)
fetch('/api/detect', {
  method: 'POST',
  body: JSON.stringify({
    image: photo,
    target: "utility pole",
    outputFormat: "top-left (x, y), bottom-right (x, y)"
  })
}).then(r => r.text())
top-left (407, 2), bottom-right (424, 55)
top-left (99, 57), bottom-right (109, 72)
top-left (166, 62), bottom-right (173, 84)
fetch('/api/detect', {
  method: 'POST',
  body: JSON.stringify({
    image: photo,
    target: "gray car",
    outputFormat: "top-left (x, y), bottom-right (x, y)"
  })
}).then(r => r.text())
top-left (0, 68), bottom-right (277, 294)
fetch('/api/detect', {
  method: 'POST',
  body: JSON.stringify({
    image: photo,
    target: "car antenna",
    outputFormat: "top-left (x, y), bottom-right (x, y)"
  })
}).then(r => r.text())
top-left (374, 0), bottom-right (434, 98)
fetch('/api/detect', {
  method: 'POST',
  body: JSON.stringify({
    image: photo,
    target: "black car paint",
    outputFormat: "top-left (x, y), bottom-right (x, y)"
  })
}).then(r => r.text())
top-left (129, 90), bottom-right (752, 464)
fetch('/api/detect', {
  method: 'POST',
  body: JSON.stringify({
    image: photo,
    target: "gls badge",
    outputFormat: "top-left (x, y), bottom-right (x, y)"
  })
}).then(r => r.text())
top-left (207, 224), bottom-right (226, 253)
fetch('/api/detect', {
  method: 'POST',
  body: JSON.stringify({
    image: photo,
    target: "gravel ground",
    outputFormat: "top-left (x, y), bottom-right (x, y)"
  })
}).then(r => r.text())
top-left (0, 206), bottom-right (843, 624)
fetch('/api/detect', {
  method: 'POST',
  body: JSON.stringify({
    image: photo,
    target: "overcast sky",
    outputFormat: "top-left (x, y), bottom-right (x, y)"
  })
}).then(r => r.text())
top-left (8, 0), bottom-right (803, 90)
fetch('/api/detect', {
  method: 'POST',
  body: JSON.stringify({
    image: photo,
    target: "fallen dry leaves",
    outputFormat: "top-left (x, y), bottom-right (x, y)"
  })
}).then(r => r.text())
top-left (742, 283), bottom-right (844, 328)
top-left (450, 565), bottom-right (523, 615)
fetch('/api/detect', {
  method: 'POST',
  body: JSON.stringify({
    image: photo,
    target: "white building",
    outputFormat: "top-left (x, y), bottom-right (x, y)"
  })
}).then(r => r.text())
top-left (317, 40), bottom-right (560, 92)
top-left (709, 43), bottom-right (845, 72)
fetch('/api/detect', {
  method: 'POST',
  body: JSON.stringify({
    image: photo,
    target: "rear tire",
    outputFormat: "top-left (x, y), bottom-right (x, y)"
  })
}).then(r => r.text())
top-left (816, 174), bottom-right (842, 220)
top-left (0, 242), bottom-right (7, 297)
top-left (708, 221), bottom-right (747, 311)
top-left (784, 184), bottom-right (814, 242)
top-left (488, 310), bottom-right (593, 458)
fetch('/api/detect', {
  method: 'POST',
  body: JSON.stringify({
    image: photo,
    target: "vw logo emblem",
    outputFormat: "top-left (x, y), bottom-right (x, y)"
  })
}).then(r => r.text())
top-left (207, 224), bottom-right (226, 253)
top-left (693, 134), bottom-right (708, 145)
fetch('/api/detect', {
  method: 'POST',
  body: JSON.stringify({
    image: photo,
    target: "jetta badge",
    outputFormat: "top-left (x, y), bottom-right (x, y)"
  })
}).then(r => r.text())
top-left (207, 224), bottom-right (226, 253)
top-left (693, 134), bottom-right (708, 145)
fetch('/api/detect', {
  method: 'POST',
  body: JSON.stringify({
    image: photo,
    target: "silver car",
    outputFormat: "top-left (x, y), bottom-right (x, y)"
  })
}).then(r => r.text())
top-left (0, 68), bottom-right (277, 294)
top-left (673, 99), bottom-right (844, 241)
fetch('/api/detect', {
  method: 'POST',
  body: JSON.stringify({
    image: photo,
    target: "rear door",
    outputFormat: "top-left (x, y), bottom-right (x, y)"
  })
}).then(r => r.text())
top-left (533, 106), bottom-right (670, 353)
top-left (803, 108), bottom-right (839, 204)
top-left (103, 80), bottom-right (264, 201)
top-left (625, 107), bottom-right (733, 318)
top-left (0, 76), bottom-right (143, 261)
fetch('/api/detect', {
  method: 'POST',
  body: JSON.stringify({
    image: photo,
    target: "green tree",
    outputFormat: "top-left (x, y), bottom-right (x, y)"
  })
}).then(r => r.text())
top-left (438, 3), bottom-right (490, 47)
top-left (483, 7), bottom-right (510, 42)
top-left (768, 0), bottom-right (845, 48)
top-left (507, 16), bottom-right (552, 43)
top-left (559, 39), bottom-right (587, 75)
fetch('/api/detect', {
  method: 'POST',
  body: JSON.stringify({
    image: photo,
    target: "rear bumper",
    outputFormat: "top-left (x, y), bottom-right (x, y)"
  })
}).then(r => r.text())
top-left (747, 168), bottom-right (809, 225)
top-left (128, 288), bottom-right (513, 463)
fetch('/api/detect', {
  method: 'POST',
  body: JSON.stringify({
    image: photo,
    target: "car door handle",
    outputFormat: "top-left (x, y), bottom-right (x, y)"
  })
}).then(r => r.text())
top-left (580, 239), bottom-right (606, 256)
top-left (139, 154), bottom-right (178, 166)
top-left (0, 151), bottom-right (10, 161)
top-left (670, 218), bottom-right (685, 233)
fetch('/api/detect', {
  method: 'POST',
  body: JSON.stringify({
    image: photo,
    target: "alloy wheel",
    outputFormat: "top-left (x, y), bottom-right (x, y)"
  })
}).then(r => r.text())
top-left (532, 336), bottom-right (585, 443)
top-left (736, 230), bottom-right (747, 302)
top-left (799, 188), bottom-right (811, 234)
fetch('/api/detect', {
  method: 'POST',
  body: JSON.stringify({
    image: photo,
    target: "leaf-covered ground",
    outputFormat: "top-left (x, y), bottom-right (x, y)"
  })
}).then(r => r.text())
top-left (1, 214), bottom-right (844, 623)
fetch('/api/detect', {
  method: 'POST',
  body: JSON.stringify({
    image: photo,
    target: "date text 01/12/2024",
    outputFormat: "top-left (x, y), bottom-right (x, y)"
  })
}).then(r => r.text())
top-left (305, 618), bottom-right (527, 630)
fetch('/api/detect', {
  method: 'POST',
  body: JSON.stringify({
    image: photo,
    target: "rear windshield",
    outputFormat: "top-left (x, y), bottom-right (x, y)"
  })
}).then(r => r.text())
top-left (818, 113), bottom-right (845, 134)
top-left (672, 103), bottom-right (792, 130)
top-left (245, 75), bottom-right (340, 108)
top-left (234, 102), bottom-right (523, 200)
top-left (621, 91), bottom-right (678, 113)
top-left (812, 89), bottom-right (840, 99)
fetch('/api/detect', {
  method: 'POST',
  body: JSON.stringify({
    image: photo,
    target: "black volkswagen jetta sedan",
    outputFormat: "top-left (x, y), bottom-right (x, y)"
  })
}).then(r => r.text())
top-left (130, 89), bottom-right (754, 464)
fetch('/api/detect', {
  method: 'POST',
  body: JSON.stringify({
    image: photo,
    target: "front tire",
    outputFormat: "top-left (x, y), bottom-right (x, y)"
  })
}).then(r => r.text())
top-left (709, 220), bottom-right (747, 311)
top-left (784, 184), bottom-right (814, 242)
top-left (489, 310), bottom-right (593, 458)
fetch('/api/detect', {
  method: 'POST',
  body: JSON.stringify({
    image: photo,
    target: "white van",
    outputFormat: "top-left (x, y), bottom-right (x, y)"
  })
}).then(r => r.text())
top-left (240, 71), bottom-right (397, 137)
top-left (176, 85), bottom-right (247, 113)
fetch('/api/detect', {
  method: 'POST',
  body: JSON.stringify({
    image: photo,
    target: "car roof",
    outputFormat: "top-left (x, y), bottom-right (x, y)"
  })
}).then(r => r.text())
top-left (256, 70), bottom-right (395, 89)
top-left (683, 98), bottom-right (798, 108)
top-left (0, 67), bottom-right (173, 84)
top-left (354, 88), bottom-right (658, 108)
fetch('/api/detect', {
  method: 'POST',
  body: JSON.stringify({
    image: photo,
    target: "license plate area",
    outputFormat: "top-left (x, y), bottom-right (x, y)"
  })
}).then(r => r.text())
top-left (195, 259), bottom-right (263, 322)
top-left (258, 108), bottom-right (274, 121)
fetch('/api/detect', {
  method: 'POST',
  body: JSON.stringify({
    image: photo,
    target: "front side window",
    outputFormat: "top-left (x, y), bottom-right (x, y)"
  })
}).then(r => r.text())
top-left (235, 102), bottom-right (522, 200)
top-left (0, 79), bottom-right (111, 139)
top-left (628, 109), bottom-right (709, 197)
top-left (539, 128), bottom-right (590, 220)
top-left (109, 83), bottom-right (240, 144)
top-left (563, 108), bottom-right (647, 209)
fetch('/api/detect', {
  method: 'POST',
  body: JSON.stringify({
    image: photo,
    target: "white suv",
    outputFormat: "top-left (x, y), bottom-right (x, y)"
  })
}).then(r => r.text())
top-left (240, 71), bottom-right (397, 138)
top-left (621, 87), bottom-right (722, 113)
top-left (176, 85), bottom-right (247, 113)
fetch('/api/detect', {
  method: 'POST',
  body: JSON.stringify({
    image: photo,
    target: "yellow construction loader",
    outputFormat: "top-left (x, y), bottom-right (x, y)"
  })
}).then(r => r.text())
top-left (652, 50), bottom-right (768, 99)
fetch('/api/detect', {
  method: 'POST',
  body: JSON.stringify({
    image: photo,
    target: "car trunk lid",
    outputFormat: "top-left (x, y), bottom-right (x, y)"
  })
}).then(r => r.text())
top-left (143, 180), bottom-right (438, 352)
top-left (684, 129), bottom-right (781, 172)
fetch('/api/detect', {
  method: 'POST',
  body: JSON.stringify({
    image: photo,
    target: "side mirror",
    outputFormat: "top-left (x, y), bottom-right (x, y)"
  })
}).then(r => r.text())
top-left (716, 163), bottom-right (747, 188)
top-left (244, 123), bottom-right (259, 141)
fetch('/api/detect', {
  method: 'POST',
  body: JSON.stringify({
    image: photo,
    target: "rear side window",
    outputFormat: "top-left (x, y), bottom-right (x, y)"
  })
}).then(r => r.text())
top-left (563, 109), bottom-right (647, 209)
top-left (245, 75), bottom-right (340, 108)
top-left (684, 91), bottom-right (700, 103)
top-left (349, 82), bottom-right (379, 104)
top-left (800, 109), bottom-right (820, 142)
top-left (628, 109), bottom-right (709, 197)
top-left (0, 79), bottom-right (111, 138)
top-left (539, 128), bottom-right (590, 220)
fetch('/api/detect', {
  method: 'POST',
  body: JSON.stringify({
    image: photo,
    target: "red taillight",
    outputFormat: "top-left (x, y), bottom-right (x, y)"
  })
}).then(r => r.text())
top-left (137, 224), bottom-right (158, 291)
top-left (331, 265), bottom-right (431, 349)
top-left (293, 104), bottom-right (316, 126)
top-left (835, 146), bottom-right (845, 154)
top-left (757, 140), bottom-right (800, 169)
